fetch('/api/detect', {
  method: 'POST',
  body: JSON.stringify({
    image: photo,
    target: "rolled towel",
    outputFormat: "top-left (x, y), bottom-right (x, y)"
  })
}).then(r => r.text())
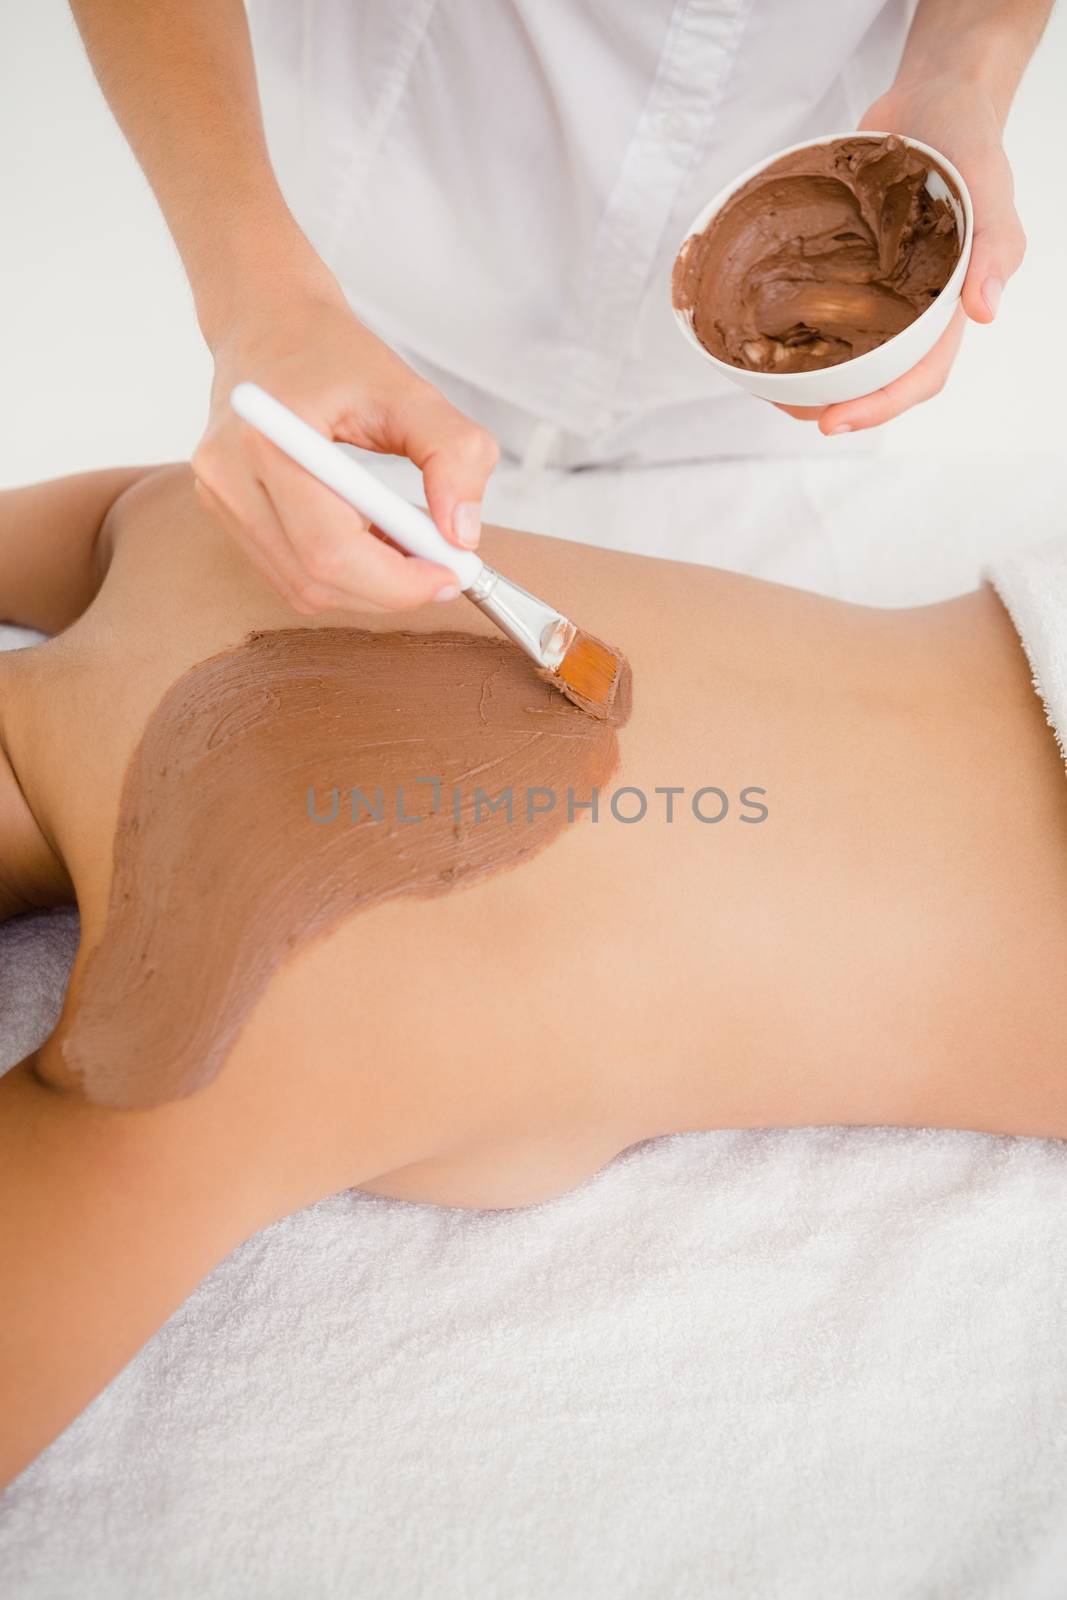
top-left (987, 536), bottom-right (1067, 774)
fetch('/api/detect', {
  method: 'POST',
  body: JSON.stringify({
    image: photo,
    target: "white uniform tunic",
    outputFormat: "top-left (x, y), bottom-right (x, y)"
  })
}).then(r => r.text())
top-left (249, 0), bottom-right (917, 468)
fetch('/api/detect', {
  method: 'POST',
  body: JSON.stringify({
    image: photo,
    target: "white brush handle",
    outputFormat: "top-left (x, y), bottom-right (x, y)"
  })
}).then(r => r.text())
top-left (229, 382), bottom-right (484, 590)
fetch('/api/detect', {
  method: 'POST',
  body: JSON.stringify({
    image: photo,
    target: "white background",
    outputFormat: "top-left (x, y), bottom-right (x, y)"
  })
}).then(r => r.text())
top-left (3, 16), bottom-right (1067, 1590)
top-left (1, 2), bottom-right (1064, 485)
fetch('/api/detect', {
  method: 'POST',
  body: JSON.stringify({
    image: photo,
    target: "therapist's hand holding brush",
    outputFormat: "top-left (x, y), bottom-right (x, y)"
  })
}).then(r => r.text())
top-left (69, 0), bottom-right (1053, 612)
top-left (68, 0), bottom-right (498, 615)
top-left (198, 284), bottom-right (499, 614)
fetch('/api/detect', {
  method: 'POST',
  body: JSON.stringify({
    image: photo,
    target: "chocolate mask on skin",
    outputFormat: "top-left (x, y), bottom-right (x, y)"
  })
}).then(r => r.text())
top-left (57, 628), bottom-right (632, 1108)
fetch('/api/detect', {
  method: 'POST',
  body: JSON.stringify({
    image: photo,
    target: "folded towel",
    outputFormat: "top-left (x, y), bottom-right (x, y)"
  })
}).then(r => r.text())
top-left (988, 536), bottom-right (1067, 770)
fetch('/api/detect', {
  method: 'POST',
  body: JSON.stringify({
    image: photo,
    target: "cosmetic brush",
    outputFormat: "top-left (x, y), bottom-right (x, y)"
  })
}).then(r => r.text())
top-left (229, 383), bottom-right (622, 720)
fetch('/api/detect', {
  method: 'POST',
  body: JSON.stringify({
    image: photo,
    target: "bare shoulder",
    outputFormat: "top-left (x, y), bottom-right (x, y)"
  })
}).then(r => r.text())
top-left (96, 462), bottom-right (196, 571)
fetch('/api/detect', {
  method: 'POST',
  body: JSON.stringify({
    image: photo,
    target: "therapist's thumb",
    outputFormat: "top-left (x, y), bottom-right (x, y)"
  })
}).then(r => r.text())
top-left (959, 144), bottom-right (1027, 325)
top-left (398, 392), bottom-right (500, 551)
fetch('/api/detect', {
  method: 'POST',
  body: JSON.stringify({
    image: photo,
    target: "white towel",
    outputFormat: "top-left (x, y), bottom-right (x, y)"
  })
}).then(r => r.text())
top-left (988, 536), bottom-right (1067, 770)
top-left (0, 904), bottom-right (79, 1071)
top-left (0, 625), bottom-right (80, 1072)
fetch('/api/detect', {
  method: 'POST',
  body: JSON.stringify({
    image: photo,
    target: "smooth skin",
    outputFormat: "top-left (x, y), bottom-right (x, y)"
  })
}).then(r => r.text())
top-left (2, 461), bottom-right (1067, 1491)
top-left (66, 0), bottom-right (1052, 601)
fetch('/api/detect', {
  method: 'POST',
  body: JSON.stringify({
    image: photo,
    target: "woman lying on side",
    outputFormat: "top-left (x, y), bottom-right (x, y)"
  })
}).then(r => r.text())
top-left (1, 461), bottom-right (1065, 1491)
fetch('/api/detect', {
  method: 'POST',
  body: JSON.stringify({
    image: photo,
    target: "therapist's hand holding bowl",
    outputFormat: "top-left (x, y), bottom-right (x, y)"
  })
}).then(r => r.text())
top-left (777, 63), bottom-right (1028, 435)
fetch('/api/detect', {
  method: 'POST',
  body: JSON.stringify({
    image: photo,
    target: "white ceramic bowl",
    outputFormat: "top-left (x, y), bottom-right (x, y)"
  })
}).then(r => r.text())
top-left (671, 131), bottom-right (973, 407)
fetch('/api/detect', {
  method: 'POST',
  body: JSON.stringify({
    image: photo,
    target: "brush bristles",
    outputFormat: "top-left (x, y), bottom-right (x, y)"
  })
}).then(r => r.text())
top-left (555, 630), bottom-right (621, 718)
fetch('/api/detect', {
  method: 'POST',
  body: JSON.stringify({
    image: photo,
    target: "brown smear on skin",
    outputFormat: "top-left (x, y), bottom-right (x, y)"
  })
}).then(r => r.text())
top-left (58, 628), bottom-right (632, 1109)
top-left (547, 630), bottom-right (624, 721)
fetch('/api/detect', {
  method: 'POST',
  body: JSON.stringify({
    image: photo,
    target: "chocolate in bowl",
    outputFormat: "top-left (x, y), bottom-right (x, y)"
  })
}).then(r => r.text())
top-left (672, 134), bottom-right (963, 375)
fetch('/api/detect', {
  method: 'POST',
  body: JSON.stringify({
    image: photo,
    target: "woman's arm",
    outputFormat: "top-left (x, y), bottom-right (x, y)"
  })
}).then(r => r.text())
top-left (66, 0), bottom-right (495, 611)
top-left (894, 0), bottom-right (1054, 126)
top-left (0, 1041), bottom-right (388, 1494)
top-left (0, 467), bottom-right (155, 633)
top-left (66, 0), bottom-right (309, 354)
top-left (0, 1063), bottom-right (247, 1490)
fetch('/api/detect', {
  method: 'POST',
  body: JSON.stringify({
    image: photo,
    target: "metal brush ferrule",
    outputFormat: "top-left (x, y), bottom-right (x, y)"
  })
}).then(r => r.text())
top-left (465, 565), bottom-right (577, 669)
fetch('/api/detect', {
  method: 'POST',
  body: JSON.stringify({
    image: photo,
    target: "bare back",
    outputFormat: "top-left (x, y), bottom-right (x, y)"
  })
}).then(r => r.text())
top-left (10, 466), bottom-right (1067, 1205)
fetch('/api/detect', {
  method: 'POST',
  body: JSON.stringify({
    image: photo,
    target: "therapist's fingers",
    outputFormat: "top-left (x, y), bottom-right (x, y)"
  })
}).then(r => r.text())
top-left (200, 293), bottom-right (497, 603)
top-left (193, 473), bottom-right (320, 614)
top-left (253, 442), bottom-right (461, 612)
top-left (388, 386), bottom-right (501, 554)
top-left (958, 141), bottom-right (1027, 325)
top-left (196, 430), bottom-right (458, 614)
top-left (817, 305), bottom-right (967, 434)
top-left (773, 304), bottom-right (968, 430)
top-left (770, 308), bottom-right (967, 432)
